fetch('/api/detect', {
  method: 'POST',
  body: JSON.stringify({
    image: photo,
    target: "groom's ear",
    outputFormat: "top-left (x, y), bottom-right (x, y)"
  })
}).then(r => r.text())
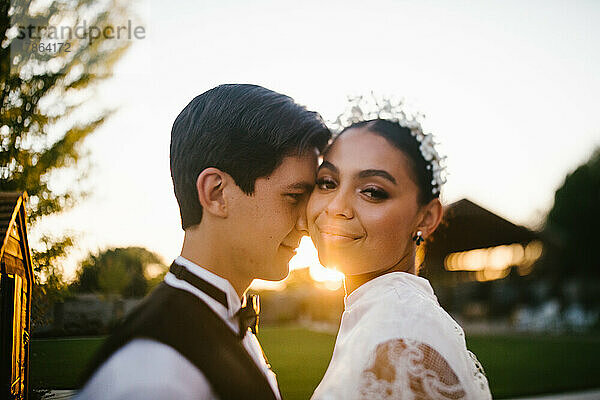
top-left (196, 168), bottom-right (229, 218)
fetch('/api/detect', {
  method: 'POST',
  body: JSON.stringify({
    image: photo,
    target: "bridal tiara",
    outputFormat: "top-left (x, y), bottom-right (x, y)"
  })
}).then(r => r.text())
top-left (332, 93), bottom-right (448, 195)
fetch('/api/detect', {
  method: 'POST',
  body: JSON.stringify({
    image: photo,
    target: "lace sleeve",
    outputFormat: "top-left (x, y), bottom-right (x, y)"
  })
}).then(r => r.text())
top-left (359, 338), bottom-right (467, 400)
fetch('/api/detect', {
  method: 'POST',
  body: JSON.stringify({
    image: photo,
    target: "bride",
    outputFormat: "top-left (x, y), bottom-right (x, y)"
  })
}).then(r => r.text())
top-left (307, 118), bottom-right (492, 399)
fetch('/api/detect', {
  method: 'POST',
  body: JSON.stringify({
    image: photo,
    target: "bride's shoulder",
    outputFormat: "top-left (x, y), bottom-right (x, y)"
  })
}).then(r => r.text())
top-left (354, 293), bottom-right (491, 398)
top-left (359, 274), bottom-right (454, 326)
top-left (319, 275), bottom-right (492, 400)
top-left (351, 276), bottom-right (467, 356)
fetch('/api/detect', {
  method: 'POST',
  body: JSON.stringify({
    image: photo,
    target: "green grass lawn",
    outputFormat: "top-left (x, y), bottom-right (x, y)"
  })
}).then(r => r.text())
top-left (30, 327), bottom-right (600, 399)
top-left (30, 336), bottom-right (105, 389)
top-left (258, 327), bottom-right (336, 400)
top-left (466, 334), bottom-right (600, 398)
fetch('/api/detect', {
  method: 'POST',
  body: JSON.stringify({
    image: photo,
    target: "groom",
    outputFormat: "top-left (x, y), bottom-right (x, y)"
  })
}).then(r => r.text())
top-left (77, 84), bottom-right (330, 399)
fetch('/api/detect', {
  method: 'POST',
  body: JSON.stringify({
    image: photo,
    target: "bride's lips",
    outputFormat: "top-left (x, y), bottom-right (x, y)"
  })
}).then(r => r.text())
top-left (317, 225), bottom-right (362, 243)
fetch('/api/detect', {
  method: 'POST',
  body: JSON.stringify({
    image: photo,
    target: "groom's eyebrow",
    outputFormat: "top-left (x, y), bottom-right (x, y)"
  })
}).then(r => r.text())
top-left (285, 181), bottom-right (314, 192)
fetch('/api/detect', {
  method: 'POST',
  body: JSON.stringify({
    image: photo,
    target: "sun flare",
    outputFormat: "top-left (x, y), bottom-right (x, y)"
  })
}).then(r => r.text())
top-left (251, 237), bottom-right (345, 291)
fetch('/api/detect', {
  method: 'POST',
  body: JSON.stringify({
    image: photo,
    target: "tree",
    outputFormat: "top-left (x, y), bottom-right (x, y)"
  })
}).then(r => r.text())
top-left (543, 148), bottom-right (600, 283)
top-left (29, 234), bottom-right (72, 330)
top-left (72, 247), bottom-right (165, 298)
top-left (0, 1), bottom-right (132, 297)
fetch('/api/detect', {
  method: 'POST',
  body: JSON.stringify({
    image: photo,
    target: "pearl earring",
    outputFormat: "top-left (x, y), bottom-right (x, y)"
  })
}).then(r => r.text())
top-left (412, 230), bottom-right (424, 246)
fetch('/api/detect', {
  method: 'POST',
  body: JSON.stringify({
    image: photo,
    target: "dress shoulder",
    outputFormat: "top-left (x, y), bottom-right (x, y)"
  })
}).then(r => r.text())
top-left (312, 274), bottom-right (491, 400)
top-left (348, 277), bottom-right (491, 399)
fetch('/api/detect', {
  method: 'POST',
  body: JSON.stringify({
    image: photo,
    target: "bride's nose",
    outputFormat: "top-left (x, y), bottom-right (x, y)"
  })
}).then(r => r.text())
top-left (325, 190), bottom-right (353, 219)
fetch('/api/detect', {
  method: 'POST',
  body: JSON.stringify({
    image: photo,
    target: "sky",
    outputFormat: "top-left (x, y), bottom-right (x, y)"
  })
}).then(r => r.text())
top-left (32, 0), bottom-right (600, 283)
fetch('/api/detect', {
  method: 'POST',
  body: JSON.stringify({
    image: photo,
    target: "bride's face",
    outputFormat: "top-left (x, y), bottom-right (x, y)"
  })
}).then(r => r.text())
top-left (307, 127), bottom-right (422, 275)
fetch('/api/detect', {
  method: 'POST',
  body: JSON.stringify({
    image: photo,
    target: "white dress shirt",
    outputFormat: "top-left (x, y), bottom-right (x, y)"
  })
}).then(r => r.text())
top-left (76, 256), bottom-right (281, 400)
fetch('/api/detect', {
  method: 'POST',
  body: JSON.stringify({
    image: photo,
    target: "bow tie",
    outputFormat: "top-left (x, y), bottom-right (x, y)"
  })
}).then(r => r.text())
top-left (236, 294), bottom-right (260, 338)
top-left (169, 262), bottom-right (260, 340)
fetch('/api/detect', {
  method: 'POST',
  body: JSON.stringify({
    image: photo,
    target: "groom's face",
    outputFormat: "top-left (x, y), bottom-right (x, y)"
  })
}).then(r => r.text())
top-left (226, 150), bottom-right (318, 281)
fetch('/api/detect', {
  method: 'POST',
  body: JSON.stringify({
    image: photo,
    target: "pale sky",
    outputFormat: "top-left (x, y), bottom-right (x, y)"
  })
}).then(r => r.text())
top-left (33, 0), bottom-right (600, 282)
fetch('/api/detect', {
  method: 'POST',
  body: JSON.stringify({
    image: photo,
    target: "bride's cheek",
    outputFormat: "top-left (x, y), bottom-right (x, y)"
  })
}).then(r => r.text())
top-left (307, 195), bottom-right (325, 218)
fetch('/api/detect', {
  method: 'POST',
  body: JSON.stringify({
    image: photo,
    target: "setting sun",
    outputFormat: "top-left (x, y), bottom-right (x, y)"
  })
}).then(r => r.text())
top-left (291, 238), bottom-right (344, 280)
top-left (251, 237), bottom-right (345, 291)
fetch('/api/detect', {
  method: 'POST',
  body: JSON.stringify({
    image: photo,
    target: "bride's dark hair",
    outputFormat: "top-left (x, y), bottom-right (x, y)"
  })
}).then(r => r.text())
top-left (331, 119), bottom-right (439, 206)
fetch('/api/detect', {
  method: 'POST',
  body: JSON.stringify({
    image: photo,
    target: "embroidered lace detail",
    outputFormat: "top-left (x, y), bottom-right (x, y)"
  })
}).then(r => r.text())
top-left (359, 339), bottom-right (466, 400)
top-left (467, 350), bottom-right (490, 392)
top-left (453, 324), bottom-right (464, 338)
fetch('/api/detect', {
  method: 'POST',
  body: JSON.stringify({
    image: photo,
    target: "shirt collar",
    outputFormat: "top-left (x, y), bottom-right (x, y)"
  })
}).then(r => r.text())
top-left (173, 256), bottom-right (242, 317)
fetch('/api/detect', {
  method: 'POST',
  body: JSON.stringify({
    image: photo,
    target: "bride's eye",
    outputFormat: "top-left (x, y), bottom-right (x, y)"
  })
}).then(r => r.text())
top-left (316, 177), bottom-right (336, 190)
top-left (361, 187), bottom-right (389, 200)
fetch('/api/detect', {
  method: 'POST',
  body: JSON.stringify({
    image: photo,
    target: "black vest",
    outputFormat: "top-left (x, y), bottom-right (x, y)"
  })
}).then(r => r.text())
top-left (80, 282), bottom-right (278, 400)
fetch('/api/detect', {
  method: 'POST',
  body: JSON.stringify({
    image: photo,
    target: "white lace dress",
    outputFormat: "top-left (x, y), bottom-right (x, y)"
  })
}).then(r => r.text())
top-left (311, 272), bottom-right (491, 400)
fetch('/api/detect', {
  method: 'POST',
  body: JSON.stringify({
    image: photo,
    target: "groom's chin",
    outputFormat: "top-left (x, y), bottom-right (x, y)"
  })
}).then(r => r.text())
top-left (260, 264), bottom-right (290, 282)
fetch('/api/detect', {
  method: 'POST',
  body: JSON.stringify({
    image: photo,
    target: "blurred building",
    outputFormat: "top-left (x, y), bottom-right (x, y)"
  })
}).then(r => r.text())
top-left (0, 192), bottom-right (34, 399)
top-left (418, 198), bottom-right (597, 331)
top-left (423, 198), bottom-right (541, 285)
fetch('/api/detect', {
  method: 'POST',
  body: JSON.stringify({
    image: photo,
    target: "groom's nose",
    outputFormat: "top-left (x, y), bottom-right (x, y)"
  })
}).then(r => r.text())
top-left (295, 207), bottom-right (309, 235)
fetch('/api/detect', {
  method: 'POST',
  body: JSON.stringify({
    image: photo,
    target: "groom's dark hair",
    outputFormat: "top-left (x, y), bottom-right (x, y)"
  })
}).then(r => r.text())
top-left (171, 84), bottom-right (331, 230)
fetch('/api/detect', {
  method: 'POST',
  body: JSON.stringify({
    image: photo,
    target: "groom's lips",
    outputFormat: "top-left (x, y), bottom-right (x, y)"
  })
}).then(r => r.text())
top-left (280, 243), bottom-right (298, 254)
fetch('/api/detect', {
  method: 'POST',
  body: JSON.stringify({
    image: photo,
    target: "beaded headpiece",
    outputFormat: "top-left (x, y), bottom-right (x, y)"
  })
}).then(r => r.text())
top-left (331, 93), bottom-right (447, 195)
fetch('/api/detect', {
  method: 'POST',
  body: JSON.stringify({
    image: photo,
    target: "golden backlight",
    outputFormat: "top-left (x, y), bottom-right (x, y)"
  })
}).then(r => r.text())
top-left (251, 237), bottom-right (345, 291)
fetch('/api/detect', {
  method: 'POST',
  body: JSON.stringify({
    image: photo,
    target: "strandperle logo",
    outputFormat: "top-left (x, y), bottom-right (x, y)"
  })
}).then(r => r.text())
top-left (15, 20), bottom-right (146, 44)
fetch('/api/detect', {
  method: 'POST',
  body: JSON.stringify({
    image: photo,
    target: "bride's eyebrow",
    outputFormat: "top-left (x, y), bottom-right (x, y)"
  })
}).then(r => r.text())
top-left (318, 160), bottom-right (338, 173)
top-left (358, 169), bottom-right (397, 185)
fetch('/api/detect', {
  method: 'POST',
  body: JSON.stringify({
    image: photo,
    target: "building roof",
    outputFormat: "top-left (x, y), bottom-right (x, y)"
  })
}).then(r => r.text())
top-left (431, 198), bottom-right (538, 253)
top-left (421, 198), bottom-right (540, 283)
top-left (0, 191), bottom-right (28, 260)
